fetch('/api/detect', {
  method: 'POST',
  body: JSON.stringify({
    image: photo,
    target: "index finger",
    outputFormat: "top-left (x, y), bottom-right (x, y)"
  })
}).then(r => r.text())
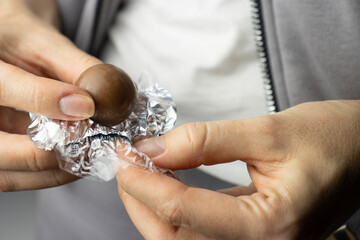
top-left (0, 131), bottom-right (58, 171)
top-left (118, 187), bottom-right (213, 240)
top-left (134, 118), bottom-right (285, 170)
top-left (18, 28), bottom-right (102, 84)
top-left (116, 166), bottom-right (280, 240)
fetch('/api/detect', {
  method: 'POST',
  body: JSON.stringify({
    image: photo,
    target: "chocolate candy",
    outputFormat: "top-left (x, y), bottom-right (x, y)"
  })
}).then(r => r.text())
top-left (76, 64), bottom-right (137, 126)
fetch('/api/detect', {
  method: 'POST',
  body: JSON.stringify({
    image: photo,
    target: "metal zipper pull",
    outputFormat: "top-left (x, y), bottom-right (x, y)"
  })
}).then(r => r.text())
top-left (250, 0), bottom-right (277, 113)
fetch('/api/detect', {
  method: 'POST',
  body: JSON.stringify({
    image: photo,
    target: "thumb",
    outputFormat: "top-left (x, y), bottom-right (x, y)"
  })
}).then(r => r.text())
top-left (134, 117), bottom-right (282, 170)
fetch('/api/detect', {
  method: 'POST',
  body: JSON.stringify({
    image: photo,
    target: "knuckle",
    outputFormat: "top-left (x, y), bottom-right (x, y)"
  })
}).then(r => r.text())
top-left (183, 122), bottom-right (210, 155)
top-left (50, 170), bottom-right (65, 186)
top-left (42, 170), bottom-right (68, 188)
top-left (0, 171), bottom-right (15, 192)
top-left (49, 170), bottom-right (76, 187)
top-left (0, 62), bottom-right (11, 105)
top-left (32, 85), bottom-right (44, 114)
top-left (157, 198), bottom-right (184, 226)
top-left (69, 53), bottom-right (100, 83)
top-left (0, 75), bottom-right (3, 104)
top-left (80, 54), bottom-right (100, 68)
top-left (249, 115), bottom-right (290, 153)
top-left (25, 146), bottom-right (43, 171)
top-left (251, 115), bottom-right (282, 136)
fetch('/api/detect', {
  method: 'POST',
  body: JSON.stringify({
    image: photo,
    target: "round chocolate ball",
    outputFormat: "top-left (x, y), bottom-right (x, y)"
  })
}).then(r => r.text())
top-left (76, 64), bottom-right (137, 126)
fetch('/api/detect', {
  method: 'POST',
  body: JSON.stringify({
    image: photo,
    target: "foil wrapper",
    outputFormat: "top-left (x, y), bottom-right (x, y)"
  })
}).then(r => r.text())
top-left (27, 73), bottom-right (177, 182)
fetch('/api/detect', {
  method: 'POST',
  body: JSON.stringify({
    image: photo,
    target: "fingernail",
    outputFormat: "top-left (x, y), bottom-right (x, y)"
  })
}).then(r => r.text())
top-left (134, 136), bottom-right (165, 158)
top-left (60, 94), bottom-right (95, 118)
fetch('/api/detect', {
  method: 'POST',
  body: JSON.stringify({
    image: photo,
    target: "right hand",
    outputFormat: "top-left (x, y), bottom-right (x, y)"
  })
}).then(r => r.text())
top-left (117, 100), bottom-right (360, 240)
top-left (0, 1), bottom-right (102, 191)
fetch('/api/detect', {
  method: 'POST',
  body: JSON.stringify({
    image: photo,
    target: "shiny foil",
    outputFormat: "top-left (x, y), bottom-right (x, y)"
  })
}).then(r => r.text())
top-left (27, 73), bottom-right (177, 182)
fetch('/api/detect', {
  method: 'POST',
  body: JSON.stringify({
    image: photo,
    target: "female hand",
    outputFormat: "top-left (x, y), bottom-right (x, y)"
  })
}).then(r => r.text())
top-left (116, 100), bottom-right (360, 240)
top-left (0, 1), bottom-right (102, 191)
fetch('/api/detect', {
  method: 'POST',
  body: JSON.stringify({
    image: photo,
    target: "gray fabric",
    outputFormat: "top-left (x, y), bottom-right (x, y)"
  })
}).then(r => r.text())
top-left (263, 0), bottom-right (360, 111)
top-left (90, 0), bottom-right (123, 55)
top-left (261, 0), bottom-right (290, 110)
top-left (56, 0), bottom-right (85, 40)
top-left (56, 0), bottom-right (122, 55)
top-left (36, 179), bottom-right (143, 240)
top-left (74, 0), bottom-right (98, 52)
top-left (347, 209), bottom-right (360, 239)
top-left (36, 169), bottom-right (234, 240)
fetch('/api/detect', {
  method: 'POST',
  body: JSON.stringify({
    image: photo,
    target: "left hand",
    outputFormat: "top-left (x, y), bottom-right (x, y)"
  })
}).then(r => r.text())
top-left (116, 100), bottom-right (360, 240)
top-left (0, 1), bottom-right (102, 191)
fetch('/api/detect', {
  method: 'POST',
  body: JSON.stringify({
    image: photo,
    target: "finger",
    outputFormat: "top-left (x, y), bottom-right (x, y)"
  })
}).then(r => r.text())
top-left (116, 166), bottom-right (281, 240)
top-left (0, 107), bottom-right (31, 134)
top-left (0, 61), bottom-right (95, 120)
top-left (218, 183), bottom-right (256, 197)
top-left (0, 132), bottom-right (59, 171)
top-left (4, 56), bottom-right (49, 78)
top-left (20, 29), bottom-right (102, 84)
top-left (119, 187), bottom-right (213, 240)
top-left (0, 169), bottom-right (77, 192)
top-left (134, 116), bottom-right (285, 169)
top-left (119, 187), bottom-right (177, 240)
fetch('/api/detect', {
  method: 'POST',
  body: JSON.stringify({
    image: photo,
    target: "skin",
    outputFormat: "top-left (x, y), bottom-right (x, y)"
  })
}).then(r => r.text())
top-left (0, 0), bottom-right (102, 191)
top-left (116, 100), bottom-right (360, 240)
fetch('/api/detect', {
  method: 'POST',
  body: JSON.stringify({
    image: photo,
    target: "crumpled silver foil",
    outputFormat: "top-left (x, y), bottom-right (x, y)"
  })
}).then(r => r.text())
top-left (27, 72), bottom-right (177, 182)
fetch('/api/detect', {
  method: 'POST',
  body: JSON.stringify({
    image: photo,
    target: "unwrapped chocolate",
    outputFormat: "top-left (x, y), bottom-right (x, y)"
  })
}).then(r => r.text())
top-left (27, 72), bottom-right (177, 182)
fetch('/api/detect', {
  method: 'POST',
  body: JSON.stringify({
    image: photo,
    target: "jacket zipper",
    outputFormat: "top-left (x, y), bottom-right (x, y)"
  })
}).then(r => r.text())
top-left (250, 0), bottom-right (277, 113)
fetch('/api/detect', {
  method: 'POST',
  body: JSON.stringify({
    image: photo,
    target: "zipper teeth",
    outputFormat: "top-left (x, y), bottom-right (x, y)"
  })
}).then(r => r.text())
top-left (250, 0), bottom-right (277, 114)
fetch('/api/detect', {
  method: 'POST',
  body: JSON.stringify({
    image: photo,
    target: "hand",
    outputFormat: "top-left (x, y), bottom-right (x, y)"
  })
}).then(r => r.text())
top-left (0, 2), bottom-right (102, 191)
top-left (116, 100), bottom-right (360, 240)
